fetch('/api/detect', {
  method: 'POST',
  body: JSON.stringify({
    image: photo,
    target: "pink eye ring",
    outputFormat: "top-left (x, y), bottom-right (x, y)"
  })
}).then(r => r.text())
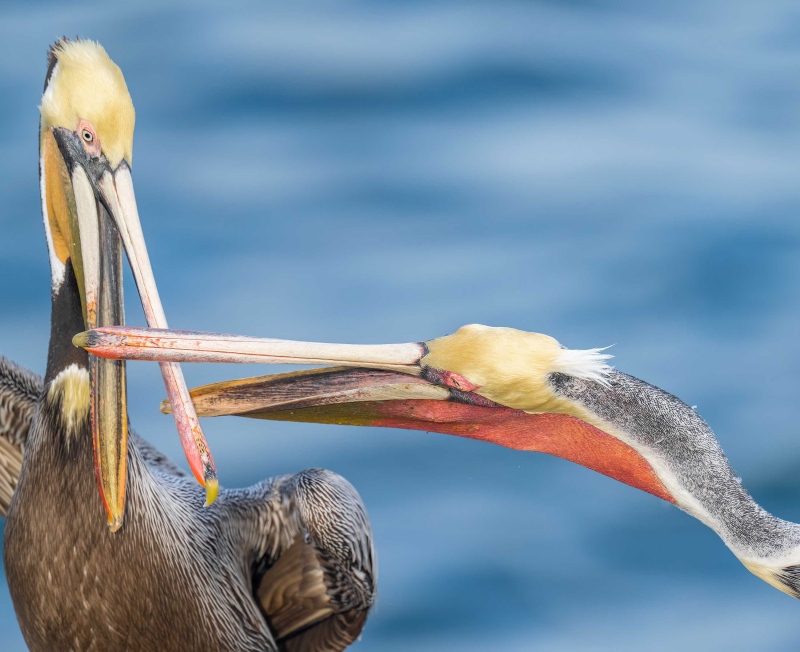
top-left (76, 119), bottom-right (100, 155)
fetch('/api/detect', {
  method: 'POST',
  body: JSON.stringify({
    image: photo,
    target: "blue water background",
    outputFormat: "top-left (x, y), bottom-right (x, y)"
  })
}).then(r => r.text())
top-left (2, 1), bottom-right (800, 649)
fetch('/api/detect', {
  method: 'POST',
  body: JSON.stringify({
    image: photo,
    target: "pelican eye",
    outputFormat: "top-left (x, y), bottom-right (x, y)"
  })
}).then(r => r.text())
top-left (81, 129), bottom-right (94, 144)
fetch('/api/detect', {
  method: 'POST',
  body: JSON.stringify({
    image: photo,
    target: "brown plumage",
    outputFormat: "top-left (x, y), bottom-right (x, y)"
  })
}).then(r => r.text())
top-left (0, 356), bottom-right (40, 515)
top-left (2, 347), bottom-right (376, 651)
top-left (2, 39), bottom-right (376, 651)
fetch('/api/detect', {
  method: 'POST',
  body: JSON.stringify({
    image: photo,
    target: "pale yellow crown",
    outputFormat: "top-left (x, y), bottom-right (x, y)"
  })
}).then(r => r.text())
top-left (422, 324), bottom-right (613, 414)
top-left (40, 39), bottom-right (135, 168)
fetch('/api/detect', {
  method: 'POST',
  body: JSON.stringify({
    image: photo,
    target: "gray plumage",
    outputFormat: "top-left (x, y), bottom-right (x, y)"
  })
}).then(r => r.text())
top-left (551, 370), bottom-right (800, 588)
top-left (2, 354), bottom-right (376, 651)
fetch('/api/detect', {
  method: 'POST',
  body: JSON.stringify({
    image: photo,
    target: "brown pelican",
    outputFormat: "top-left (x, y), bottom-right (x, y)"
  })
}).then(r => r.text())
top-left (2, 39), bottom-right (375, 651)
top-left (81, 322), bottom-right (800, 599)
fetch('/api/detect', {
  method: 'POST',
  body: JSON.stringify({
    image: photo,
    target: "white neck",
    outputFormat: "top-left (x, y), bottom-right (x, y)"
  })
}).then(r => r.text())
top-left (40, 148), bottom-right (66, 292)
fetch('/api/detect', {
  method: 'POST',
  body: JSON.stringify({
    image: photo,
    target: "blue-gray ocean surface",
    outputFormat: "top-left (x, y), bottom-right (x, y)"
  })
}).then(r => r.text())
top-left (2, 2), bottom-right (800, 649)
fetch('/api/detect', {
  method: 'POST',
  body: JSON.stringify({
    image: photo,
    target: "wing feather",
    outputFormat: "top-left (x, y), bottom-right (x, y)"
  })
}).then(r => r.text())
top-left (258, 536), bottom-right (335, 638)
top-left (0, 356), bottom-right (41, 516)
top-left (253, 469), bottom-right (375, 651)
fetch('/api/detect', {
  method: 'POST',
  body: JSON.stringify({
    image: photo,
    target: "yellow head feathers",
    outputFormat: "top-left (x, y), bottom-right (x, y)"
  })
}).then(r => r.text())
top-left (422, 324), bottom-right (613, 413)
top-left (40, 39), bottom-right (135, 168)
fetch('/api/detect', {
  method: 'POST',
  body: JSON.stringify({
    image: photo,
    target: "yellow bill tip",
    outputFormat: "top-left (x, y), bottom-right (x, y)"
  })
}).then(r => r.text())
top-left (204, 477), bottom-right (219, 507)
top-left (108, 515), bottom-right (124, 533)
top-left (72, 331), bottom-right (90, 348)
top-left (160, 398), bottom-right (172, 414)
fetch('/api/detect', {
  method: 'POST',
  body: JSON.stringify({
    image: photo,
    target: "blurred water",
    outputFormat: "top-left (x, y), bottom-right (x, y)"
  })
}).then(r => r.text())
top-left (2, 1), bottom-right (800, 649)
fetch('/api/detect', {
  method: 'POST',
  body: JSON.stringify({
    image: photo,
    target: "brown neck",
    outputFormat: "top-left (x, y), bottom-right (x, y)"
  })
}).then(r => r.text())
top-left (45, 258), bottom-right (88, 385)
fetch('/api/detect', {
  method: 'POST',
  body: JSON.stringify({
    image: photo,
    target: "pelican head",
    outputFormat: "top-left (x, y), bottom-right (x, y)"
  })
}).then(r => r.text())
top-left (41, 40), bottom-right (134, 169)
top-left (40, 39), bottom-right (213, 530)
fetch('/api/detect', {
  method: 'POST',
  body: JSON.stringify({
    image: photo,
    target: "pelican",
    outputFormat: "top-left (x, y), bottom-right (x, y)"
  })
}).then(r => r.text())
top-left (2, 39), bottom-right (375, 651)
top-left (81, 322), bottom-right (800, 599)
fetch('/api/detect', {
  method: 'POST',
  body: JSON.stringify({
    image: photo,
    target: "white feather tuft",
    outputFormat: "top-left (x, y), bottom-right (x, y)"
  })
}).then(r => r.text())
top-left (553, 346), bottom-right (614, 387)
top-left (47, 364), bottom-right (89, 440)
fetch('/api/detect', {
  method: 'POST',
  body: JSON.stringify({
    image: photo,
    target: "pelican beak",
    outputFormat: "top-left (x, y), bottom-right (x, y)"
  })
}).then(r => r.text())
top-left (74, 326), bottom-right (675, 504)
top-left (54, 128), bottom-right (216, 531)
top-left (75, 327), bottom-right (428, 373)
top-left (73, 326), bottom-right (488, 404)
top-left (51, 127), bottom-right (128, 530)
top-left (74, 326), bottom-right (495, 399)
top-left (91, 158), bottom-right (218, 505)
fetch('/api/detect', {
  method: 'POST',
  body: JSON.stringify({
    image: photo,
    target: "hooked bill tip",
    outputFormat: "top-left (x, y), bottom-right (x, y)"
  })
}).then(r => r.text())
top-left (204, 477), bottom-right (219, 507)
top-left (72, 331), bottom-right (90, 348)
top-left (108, 516), bottom-right (124, 533)
top-left (159, 398), bottom-right (173, 414)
